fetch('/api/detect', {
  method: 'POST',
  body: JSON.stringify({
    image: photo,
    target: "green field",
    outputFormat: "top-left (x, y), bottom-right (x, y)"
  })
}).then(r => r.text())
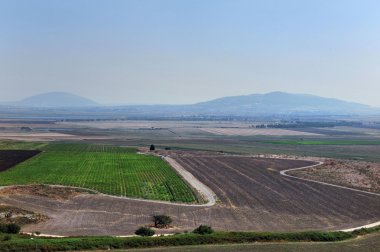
top-left (0, 142), bottom-right (197, 202)
top-left (125, 232), bottom-right (380, 252)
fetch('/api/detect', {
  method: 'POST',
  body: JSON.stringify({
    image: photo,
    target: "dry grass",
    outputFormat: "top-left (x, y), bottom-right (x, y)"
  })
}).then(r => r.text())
top-left (200, 128), bottom-right (321, 136)
top-left (288, 159), bottom-right (380, 193)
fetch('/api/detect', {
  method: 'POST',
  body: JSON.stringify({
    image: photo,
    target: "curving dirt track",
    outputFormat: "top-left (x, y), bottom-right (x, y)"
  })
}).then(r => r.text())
top-left (0, 155), bottom-right (379, 236)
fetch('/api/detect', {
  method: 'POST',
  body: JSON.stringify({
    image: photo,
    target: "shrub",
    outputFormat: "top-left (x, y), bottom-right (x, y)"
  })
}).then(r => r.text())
top-left (135, 227), bottom-right (155, 237)
top-left (153, 215), bottom-right (172, 228)
top-left (149, 144), bottom-right (155, 151)
top-left (2, 234), bottom-right (11, 241)
top-left (6, 224), bottom-right (21, 234)
top-left (0, 223), bottom-right (21, 234)
top-left (193, 225), bottom-right (214, 235)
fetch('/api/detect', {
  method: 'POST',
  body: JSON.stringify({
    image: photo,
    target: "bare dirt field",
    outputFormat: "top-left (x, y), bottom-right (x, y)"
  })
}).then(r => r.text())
top-left (200, 128), bottom-right (321, 136)
top-left (0, 155), bottom-right (379, 236)
top-left (288, 159), bottom-right (380, 193)
top-left (58, 120), bottom-right (254, 130)
top-left (0, 185), bottom-right (94, 201)
top-left (0, 150), bottom-right (40, 171)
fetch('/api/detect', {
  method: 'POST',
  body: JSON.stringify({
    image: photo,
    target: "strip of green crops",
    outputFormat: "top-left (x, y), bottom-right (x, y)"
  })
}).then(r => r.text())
top-left (260, 140), bottom-right (380, 145)
top-left (0, 143), bottom-right (197, 203)
top-left (0, 227), bottom-right (379, 252)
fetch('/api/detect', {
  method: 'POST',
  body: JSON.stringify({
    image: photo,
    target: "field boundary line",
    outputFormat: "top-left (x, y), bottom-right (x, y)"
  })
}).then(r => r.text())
top-left (0, 183), bottom-right (214, 208)
top-left (279, 160), bottom-right (380, 232)
top-left (280, 161), bottom-right (380, 197)
top-left (164, 157), bottom-right (217, 207)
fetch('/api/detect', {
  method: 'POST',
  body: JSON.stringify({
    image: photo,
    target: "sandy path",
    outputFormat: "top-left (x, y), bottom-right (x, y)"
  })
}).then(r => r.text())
top-left (164, 157), bottom-right (216, 206)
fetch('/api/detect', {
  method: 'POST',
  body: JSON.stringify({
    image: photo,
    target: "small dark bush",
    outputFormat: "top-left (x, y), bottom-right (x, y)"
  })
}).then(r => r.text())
top-left (0, 223), bottom-right (21, 234)
top-left (193, 225), bottom-right (214, 235)
top-left (149, 144), bottom-right (155, 151)
top-left (135, 227), bottom-right (155, 237)
top-left (2, 234), bottom-right (11, 241)
top-left (6, 224), bottom-right (21, 234)
top-left (153, 215), bottom-right (172, 228)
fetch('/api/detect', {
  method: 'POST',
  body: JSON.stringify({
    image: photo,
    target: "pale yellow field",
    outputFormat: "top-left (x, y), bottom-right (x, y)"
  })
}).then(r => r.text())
top-left (201, 128), bottom-right (321, 136)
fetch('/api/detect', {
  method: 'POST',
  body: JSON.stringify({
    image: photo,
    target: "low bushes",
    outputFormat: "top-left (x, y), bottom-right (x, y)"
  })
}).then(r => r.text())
top-left (0, 227), bottom-right (377, 251)
top-left (193, 225), bottom-right (214, 235)
top-left (135, 227), bottom-right (155, 237)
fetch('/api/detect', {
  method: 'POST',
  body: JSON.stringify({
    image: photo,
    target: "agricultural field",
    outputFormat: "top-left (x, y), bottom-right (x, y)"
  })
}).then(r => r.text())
top-left (288, 159), bottom-right (380, 193)
top-left (1, 153), bottom-right (379, 236)
top-left (123, 232), bottom-right (380, 252)
top-left (259, 139), bottom-right (380, 145)
top-left (0, 150), bottom-right (40, 172)
top-left (200, 128), bottom-right (320, 136)
top-left (0, 143), bottom-right (197, 202)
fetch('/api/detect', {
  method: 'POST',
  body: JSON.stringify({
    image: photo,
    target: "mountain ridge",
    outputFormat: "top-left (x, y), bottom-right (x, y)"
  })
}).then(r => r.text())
top-left (3, 91), bottom-right (379, 116)
top-left (9, 92), bottom-right (99, 107)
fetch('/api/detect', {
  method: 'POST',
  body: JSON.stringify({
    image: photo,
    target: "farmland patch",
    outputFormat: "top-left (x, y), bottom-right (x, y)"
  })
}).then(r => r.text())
top-left (0, 150), bottom-right (41, 172)
top-left (2, 155), bottom-right (379, 236)
top-left (0, 144), bottom-right (197, 203)
top-left (200, 128), bottom-right (321, 136)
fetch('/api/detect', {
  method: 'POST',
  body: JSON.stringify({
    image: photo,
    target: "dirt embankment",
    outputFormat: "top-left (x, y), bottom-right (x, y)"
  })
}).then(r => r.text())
top-left (0, 185), bottom-right (94, 201)
top-left (0, 204), bottom-right (47, 226)
top-left (288, 159), bottom-right (380, 194)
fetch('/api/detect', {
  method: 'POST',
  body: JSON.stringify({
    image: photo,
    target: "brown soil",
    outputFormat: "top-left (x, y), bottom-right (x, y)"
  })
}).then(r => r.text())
top-left (0, 150), bottom-right (40, 171)
top-left (0, 204), bottom-right (47, 226)
top-left (0, 184), bottom-right (95, 201)
top-left (288, 159), bottom-right (380, 193)
top-left (0, 155), bottom-right (378, 236)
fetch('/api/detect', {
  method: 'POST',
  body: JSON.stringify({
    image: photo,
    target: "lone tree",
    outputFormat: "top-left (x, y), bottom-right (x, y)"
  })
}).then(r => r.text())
top-left (135, 227), bottom-right (155, 236)
top-left (193, 225), bottom-right (214, 235)
top-left (153, 215), bottom-right (172, 228)
top-left (150, 144), bottom-right (155, 151)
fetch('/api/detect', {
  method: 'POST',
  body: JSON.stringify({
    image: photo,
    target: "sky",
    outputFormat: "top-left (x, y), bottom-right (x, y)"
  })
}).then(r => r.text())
top-left (1, 0), bottom-right (380, 106)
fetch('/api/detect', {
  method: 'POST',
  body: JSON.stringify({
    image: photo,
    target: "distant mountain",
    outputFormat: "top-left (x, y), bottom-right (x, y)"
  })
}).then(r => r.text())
top-left (192, 92), bottom-right (379, 116)
top-left (1, 91), bottom-right (379, 118)
top-left (12, 92), bottom-right (99, 107)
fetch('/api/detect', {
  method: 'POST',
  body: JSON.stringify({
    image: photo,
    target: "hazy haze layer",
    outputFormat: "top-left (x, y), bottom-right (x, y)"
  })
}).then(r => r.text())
top-left (1, 0), bottom-right (380, 106)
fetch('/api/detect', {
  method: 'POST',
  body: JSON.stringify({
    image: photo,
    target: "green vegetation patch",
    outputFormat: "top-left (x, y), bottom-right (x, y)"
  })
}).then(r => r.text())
top-left (0, 228), bottom-right (379, 252)
top-left (0, 143), bottom-right (197, 202)
top-left (0, 141), bottom-right (47, 150)
top-left (260, 140), bottom-right (380, 145)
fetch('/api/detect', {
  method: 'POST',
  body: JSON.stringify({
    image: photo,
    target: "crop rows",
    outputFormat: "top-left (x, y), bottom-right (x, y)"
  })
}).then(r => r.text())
top-left (0, 143), bottom-right (197, 202)
top-left (41, 143), bottom-right (135, 153)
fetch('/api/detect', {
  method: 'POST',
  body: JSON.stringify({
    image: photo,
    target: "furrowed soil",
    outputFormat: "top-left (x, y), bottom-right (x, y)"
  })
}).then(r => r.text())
top-left (0, 154), bottom-right (379, 236)
top-left (0, 150), bottom-right (41, 171)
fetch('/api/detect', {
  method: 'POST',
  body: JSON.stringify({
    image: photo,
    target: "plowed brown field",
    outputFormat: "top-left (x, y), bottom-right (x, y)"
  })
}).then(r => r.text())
top-left (0, 150), bottom-right (40, 171)
top-left (0, 155), bottom-right (379, 236)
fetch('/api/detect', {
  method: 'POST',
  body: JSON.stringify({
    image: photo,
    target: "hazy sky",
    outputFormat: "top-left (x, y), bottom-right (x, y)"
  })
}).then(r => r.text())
top-left (1, 0), bottom-right (380, 106)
